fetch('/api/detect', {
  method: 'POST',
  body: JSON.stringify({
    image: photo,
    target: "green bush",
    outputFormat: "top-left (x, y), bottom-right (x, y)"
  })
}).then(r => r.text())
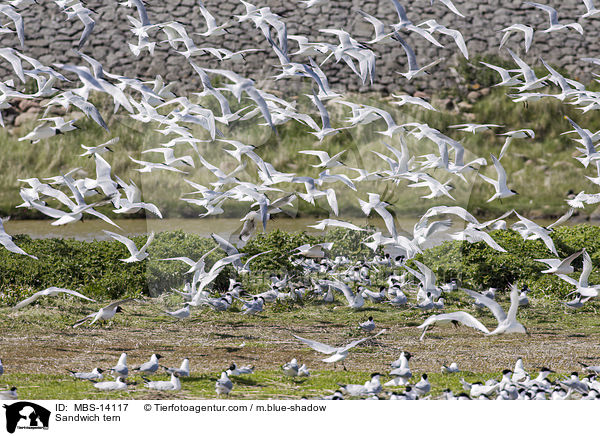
top-left (1, 225), bottom-right (598, 304)
top-left (241, 229), bottom-right (319, 275)
top-left (419, 226), bottom-right (599, 299)
top-left (0, 231), bottom-right (231, 304)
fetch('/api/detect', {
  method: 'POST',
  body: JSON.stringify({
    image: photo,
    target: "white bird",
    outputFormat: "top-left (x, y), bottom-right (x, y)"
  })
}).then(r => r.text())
top-left (506, 48), bottom-right (548, 92)
top-left (498, 129), bottom-right (535, 160)
top-left (65, 3), bottom-right (96, 49)
top-left (579, 361), bottom-right (600, 374)
top-left (144, 373), bottom-right (181, 391)
top-left (419, 19), bottom-right (468, 59)
top-left (391, 93), bottom-right (437, 111)
top-left (450, 123), bottom-right (502, 134)
top-left (581, 0), bottom-right (600, 18)
top-left (72, 298), bottom-right (134, 327)
top-left (304, 90), bottom-right (346, 141)
top-left (525, 2), bottom-right (584, 35)
top-left (417, 311), bottom-right (490, 341)
top-left (18, 119), bottom-right (75, 143)
top-left (103, 231), bottom-right (154, 263)
top-left (93, 377), bottom-right (127, 391)
top-left (134, 354), bottom-right (163, 375)
top-left (512, 357), bottom-right (528, 382)
top-left (480, 61), bottom-right (522, 88)
top-left (463, 285), bottom-right (528, 335)
top-left (160, 246), bottom-right (218, 275)
top-left (441, 362), bottom-right (460, 374)
top-left (450, 228), bottom-right (507, 252)
top-left (358, 316), bottom-right (376, 332)
top-left (338, 373), bottom-right (382, 396)
top-left (413, 373), bottom-right (431, 397)
top-left (0, 217), bottom-right (37, 259)
top-left (294, 242), bottom-right (334, 258)
top-left (195, 0), bottom-right (228, 37)
top-left (226, 362), bottom-right (254, 376)
top-left (535, 250), bottom-right (583, 274)
top-left (112, 178), bottom-right (162, 218)
top-left (68, 367), bottom-right (104, 381)
top-left (0, 387), bottom-right (17, 400)
top-left (431, 0), bottom-right (465, 17)
top-left (282, 358), bottom-right (300, 377)
top-left (13, 287), bottom-right (96, 310)
top-left (0, 5), bottom-right (24, 48)
top-left (80, 137), bottom-right (119, 157)
top-left (110, 353), bottom-right (128, 378)
top-left (393, 32), bottom-right (443, 80)
top-left (512, 211), bottom-right (557, 255)
top-left (293, 329), bottom-right (386, 369)
top-left (298, 150), bottom-right (345, 168)
top-left (359, 193), bottom-right (397, 238)
top-left (479, 154), bottom-right (518, 202)
top-left (162, 358), bottom-right (190, 377)
top-left (215, 371), bottom-right (233, 395)
top-left (386, 351), bottom-right (412, 386)
top-left (499, 24), bottom-right (534, 53)
top-left (238, 296), bottom-right (265, 315)
top-left (557, 249), bottom-right (600, 298)
top-left (298, 364), bottom-right (310, 377)
top-left (163, 303), bottom-right (191, 320)
top-left (321, 279), bottom-right (363, 309)
top-left (308, 219), bottom-right (366, 232)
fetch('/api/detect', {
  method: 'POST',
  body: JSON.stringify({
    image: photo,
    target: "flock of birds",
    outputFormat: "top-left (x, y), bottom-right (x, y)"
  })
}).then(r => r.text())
top-left (1, 0), bottom-right (600, 400)
top-left (4, 350), bottom-right (600, 400)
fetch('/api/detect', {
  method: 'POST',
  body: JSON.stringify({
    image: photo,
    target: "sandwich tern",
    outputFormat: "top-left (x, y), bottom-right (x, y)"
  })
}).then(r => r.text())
top-left (293, 329), bottom-right (386, 369)
top-left (162, 358), bottom-right (190, 377)
top-left (72, 298), bottom-right (134, 327)
top-left (144, 373), bottom-right (181, 391)
top-left (13, 287), bottom-right (95, 310)
top-left (93, 377), bottom-right (127, 391)
top-left (68, 367), bottom-right (103, 381)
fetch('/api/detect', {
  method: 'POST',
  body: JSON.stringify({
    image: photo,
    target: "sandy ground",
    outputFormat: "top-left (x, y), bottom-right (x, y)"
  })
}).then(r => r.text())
top-left (1, 300), bottom-right (599, 377)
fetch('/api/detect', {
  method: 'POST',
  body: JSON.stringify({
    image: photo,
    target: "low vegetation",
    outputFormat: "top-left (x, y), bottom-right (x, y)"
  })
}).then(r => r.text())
top-left (3, 62), bottom-right (600, 221)
top-left (1, 225), bottom-right (597, 304)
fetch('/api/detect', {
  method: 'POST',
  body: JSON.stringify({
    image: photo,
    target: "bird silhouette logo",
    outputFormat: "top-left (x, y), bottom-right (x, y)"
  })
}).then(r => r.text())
top-left (3, 402), bottom-right (50, 433)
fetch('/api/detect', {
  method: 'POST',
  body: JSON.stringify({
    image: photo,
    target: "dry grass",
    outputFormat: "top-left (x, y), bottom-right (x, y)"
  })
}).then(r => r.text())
top-left (1, 293), bottom-right (600, 399)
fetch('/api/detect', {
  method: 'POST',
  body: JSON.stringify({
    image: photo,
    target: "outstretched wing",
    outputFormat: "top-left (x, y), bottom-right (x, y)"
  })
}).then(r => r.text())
top-left (506, 284), bottom-right (521, 322)
top-left (341, 329), bottom-right (386, 352)
top-left (72, 313), bottom-right (95, 328)
top-left (103, 230), bottom-right (138, 255)
top-left (418, 311), bottom-right (489, 333)
top-left (293, 334), bottom-right (338, 355)
top-left (13, 291), bottom-right (43, 310)
top-left (462, 288), bottom-right (507, 323)
top-left (56, 288), bottom-right (96, 302)
top-left (104, 298), bottom-right (135, 310)
top-left (321, 280), bottom-right (354, 305)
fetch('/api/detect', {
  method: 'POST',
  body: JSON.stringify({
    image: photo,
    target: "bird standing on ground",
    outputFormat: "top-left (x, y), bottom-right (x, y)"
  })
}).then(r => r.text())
top-left (72, 298), bottom-right (134, 327)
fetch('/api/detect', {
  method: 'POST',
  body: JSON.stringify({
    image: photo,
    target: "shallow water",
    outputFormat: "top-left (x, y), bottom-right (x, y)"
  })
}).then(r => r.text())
top-left (3, 215), bottom-right (576, 242)
top-left (3, 216), bottom-right (391, 241)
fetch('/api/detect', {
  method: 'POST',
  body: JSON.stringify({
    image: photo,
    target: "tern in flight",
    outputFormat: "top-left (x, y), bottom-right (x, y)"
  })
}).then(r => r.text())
top-left (463, 285), bottom-right (528, 335)
top-left (13, 287), bottom-right (96, 310)
top-left (293, 329), bottom-right (386, 369)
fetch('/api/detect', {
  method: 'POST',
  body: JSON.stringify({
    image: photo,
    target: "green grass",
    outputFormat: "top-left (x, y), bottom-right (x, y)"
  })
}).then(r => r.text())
top-left (0, 369), bottom-right (572, 400)
top-left (1, 291), bottom-right (600, 400)
top-left (3, 80), bottom-right (600, 221)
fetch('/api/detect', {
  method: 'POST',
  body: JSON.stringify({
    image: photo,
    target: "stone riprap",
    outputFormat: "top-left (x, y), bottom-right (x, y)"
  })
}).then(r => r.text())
top-left (0, 0), bottom-right (597, 95)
